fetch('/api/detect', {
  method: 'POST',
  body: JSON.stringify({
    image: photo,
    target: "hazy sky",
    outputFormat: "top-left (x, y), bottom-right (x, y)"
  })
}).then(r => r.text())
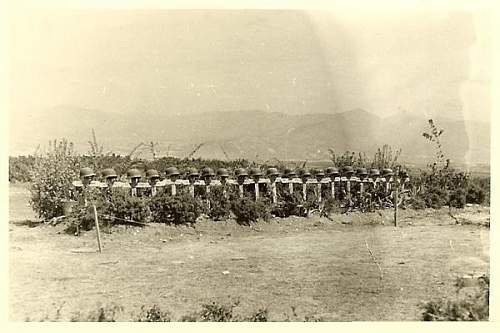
top-left (9, 8), bottom-right (491, 122)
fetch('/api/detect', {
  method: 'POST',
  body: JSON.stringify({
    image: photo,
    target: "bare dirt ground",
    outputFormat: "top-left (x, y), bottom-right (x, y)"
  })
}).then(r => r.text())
top-left (9, 183), bottom-right (490, 321)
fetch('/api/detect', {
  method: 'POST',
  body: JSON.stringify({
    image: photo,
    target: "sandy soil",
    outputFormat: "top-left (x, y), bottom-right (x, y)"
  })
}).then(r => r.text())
top-left (8, 183), bottom-right (490, 321)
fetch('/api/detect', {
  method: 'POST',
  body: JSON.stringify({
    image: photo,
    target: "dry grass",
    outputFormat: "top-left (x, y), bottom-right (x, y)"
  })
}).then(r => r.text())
top-left (9, 183), bottom-right (489, 321)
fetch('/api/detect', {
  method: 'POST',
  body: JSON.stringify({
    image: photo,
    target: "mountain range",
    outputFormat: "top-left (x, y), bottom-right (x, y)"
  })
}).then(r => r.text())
top-left (10, 106), bottom-right (490, 165)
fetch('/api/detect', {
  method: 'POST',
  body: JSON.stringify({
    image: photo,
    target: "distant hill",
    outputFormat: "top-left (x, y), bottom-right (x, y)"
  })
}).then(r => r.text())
top-left (9, 106), bottom-right (490, 165)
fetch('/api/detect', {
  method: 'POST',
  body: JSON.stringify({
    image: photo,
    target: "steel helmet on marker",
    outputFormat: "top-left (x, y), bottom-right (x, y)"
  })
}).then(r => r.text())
top-left (217, 168), bottom-right (230, 177)
top-left (186, 167), bottom-right (200, 177)
top-left (382, 168), bottom-right (394, 177)
top-left (249, 167), bottom-right (263, 177)
top-left (234, 168), bottom-right (249, 177)
top-left (165, 166), bottom-right (180, 177)
top-left (80, 167), bottom-right (96, 178)
top-left (201, 167), bottom-right (216, 177)
top-left (267, 167), bottom-right (280, 177)
top-left (314, 169), bottom-right (325, 178)
top-left (357, 168), bottom-right (368, 177)
top-left (101, 168), bottom-right (117, 179)
top-left (342, 166), bottom-right (354, 176)
top-left (146, 169), bottom-right (160, 179)
top-left (326, 167), bottom-right (340, 177)
top-left (299, 168), bottom-right (311, 178)
top-left (127, 168), bottom-right (142, 178)
top-left (282, 167), bottom-right (296, 178)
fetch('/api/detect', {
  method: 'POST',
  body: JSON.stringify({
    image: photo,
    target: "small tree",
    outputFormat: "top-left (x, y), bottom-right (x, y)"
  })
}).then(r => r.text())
top-left (29, 139), bottom-right (79, 220)
top-left (422, 119), bottom-right (446, 166)
top-left (413, 119), bottom-right (471, 210)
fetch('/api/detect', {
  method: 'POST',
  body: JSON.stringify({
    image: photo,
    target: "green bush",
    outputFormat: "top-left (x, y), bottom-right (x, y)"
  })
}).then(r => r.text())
top-left (99, 190), bottom-right (151, 223)
top-left (244, 308), bottom-right (269, 322)
top-left (29, 139), bottom-right (79, 220)
top-left (149, 193), bottom-right (203, 225)
top-left (466, 179), bottom-right (489, 205)
top-left (255, 198), bottom-right (272, 221)
top-left (136, 305), bottom-right (171, 322)
top-left (70, 305), bottom-right (123, 322)
top-left (449, 188), bottom-right (467, 208)
top-left (301, 186), bottom-right (320, 213)
top-left (56, 188), bottom-right (151, 234)
top-left (320, 197), bottom-right (344, 216)
top-left (273, 192), bottom-right (303, 218)
top-left (64, 200), bottom-right (97, 234)
top-left (421, 274), bottom-right (489, 321)
top-left (206, 187), bottom-right (232, 221)
top-left (409, 196), bottom-right (427, 210)
top-left (423, 186), bottom-right (449, 209)
top-left (181, 301), bottom-right (269, 321)
top-left (181, 300), bottom-right (241, 322)
top-left (196, 301), bottom-right (238, 322)
top-left (34, 300), bottom-right (269, 322)
top-left (231, 197), bottom-right (271, 225)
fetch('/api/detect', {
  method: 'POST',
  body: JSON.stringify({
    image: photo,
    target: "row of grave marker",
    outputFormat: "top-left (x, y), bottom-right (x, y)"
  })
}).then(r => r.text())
top-left (73, 176), bottom-right (409, 204)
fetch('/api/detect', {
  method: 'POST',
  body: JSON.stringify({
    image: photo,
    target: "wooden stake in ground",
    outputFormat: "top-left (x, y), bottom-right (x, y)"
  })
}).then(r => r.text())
top-left (93, 204), bottom-right (102, 253)
top-left (394, 187), bottom-right (398, 227)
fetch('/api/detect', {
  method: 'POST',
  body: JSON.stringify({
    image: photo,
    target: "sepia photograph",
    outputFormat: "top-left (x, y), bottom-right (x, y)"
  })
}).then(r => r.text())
top-left (4, 0), bottom-right (495, 323)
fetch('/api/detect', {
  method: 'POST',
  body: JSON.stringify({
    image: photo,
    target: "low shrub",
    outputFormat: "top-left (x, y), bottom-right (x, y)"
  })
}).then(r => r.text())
top-left (273, 192), bottom-right (304, 218)
top-left (181, 300), bottom-right (239, 322)
top-left (33, 300), bottom-right (269, 322)
top-left (421, 185), bottom-right (449, 209)
top-left (421, 274), bottom-right (489, 321)
top-left (100, 190), bottom-right (151, 223)
top-left (303, 188), bottom-right (320, 213)
top-left (70, 305), bottom-right (123, 322)
top-left (320, 197), bottom-right (344, 216)
top-left (59, 189), bottom-right (150, 234)
top-left (197, 300), bottom-right (238, 322)
top-left (466, 178), bottom-right (489, 205)
top-left (180, 300), bottom-right (268, 322)
top-left (63, 200), bottom-right (97, 234)
top-left (449, 188), bottom-right (467, 208)
top-left (243, 308), bottom-right (269, 322)
top-left (230, 198), bottom-right (258, 225)
top-left (206, 187), bottom-right (232, 221)
top-left (409, 196), bottom-right (427, 210)
top-left (149, 193), bottom-right (203, 225)
top-left (136, 305), bottom-right (171, 322)
top-left (231, 197), bottom-right (271, 225)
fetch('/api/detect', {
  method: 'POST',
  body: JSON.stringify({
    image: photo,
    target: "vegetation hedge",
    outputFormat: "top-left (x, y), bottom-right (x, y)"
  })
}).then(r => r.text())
top-left (21, 127), bottom-right (490, 223)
